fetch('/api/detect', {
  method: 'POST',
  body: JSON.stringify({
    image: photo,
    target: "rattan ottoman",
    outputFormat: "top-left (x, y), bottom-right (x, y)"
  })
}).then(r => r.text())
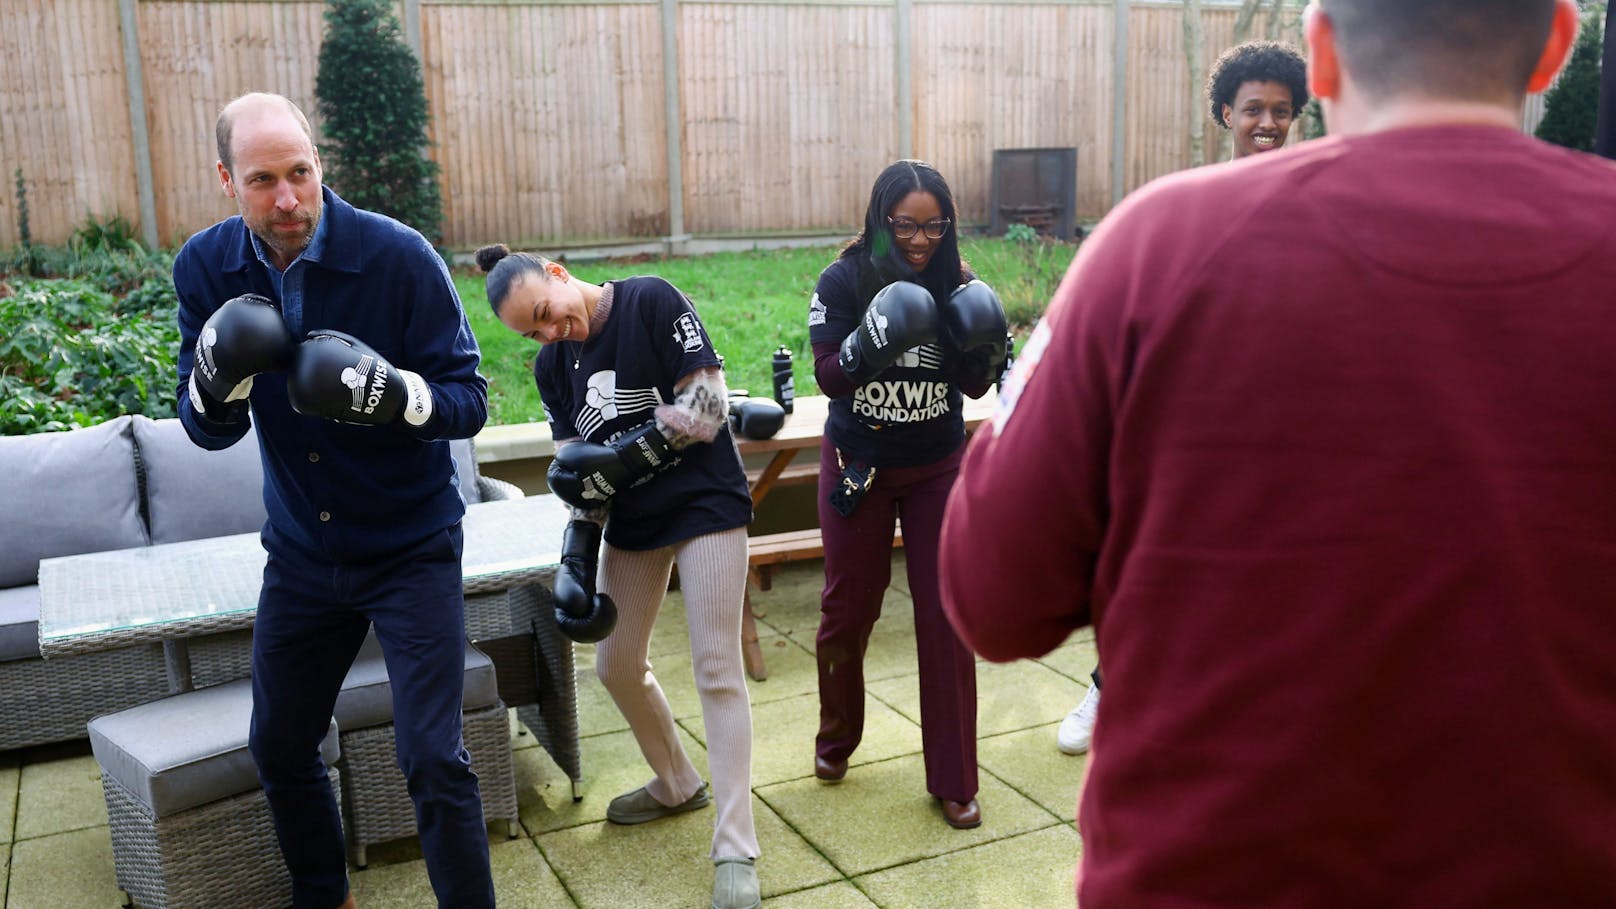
top-left (333, 635), bottom-right (520, 867)
top-left (88, 678), bottom-right (342, 909)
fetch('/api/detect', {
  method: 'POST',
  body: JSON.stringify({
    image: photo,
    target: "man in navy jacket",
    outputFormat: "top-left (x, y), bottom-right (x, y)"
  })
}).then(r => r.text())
top-left (174, 92), bottom-right (491, 909)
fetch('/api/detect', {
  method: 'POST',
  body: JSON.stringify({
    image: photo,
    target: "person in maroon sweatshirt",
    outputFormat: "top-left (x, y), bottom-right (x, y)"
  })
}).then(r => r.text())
top-left (941, 1), bottom-right (1616, 905)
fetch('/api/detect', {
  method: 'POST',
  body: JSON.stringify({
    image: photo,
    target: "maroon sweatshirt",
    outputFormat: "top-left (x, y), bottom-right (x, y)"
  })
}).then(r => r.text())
top-left (941, 125), bottom-right (1616, 907)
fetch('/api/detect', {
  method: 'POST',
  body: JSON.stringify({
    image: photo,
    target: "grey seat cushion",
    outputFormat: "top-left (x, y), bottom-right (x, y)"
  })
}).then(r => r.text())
top-left (88, 678), bottom-right (340, 817)
top-left (0, 416), bottom-right (147, 588)
top-left (0, 584), bottom-right (41, 661)
top-left (450, 437), bottom-right (480, 505)
top-left (334, 633), bottom-right (499, 731)
top-left (132, 416), bottom-right (269, 545)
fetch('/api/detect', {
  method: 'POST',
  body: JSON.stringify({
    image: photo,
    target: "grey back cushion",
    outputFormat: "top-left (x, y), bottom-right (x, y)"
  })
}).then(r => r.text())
top-left (133, 416), bottom-right (269, 545)
top-left (0, 417), bottom-right (147, 588)
top-left (450, 437), bottom-right (480, 505)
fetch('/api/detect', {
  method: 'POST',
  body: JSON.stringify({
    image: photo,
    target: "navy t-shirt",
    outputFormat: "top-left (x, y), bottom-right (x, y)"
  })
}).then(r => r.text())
top-left (535, 276), bottom-right (752, 550)
top-left (808, 256), bottom-right (966, 468)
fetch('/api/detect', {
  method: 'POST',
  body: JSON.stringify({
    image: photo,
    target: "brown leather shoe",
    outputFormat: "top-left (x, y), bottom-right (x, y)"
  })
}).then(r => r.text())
top-left (813, 755), bottom-right (847, 782)
top-left (940, 798), bottom-right (982, 829)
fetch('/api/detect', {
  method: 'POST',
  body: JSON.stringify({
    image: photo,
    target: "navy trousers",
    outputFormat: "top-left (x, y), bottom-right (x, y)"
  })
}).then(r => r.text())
top-left (249, 523), bottom-right (494, 909)
top-left (815, 438), bottom-right (979, 803)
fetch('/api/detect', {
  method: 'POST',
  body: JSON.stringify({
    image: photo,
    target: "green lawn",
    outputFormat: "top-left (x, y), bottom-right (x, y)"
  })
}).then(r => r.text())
top-left (454, 235), bottom-right (1078, 427)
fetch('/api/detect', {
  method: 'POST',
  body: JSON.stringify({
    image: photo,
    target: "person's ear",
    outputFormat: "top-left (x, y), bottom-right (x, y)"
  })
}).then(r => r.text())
top-left (1527, 0), bottom-right (1580, 94)
top-left (1303, 2), bottom-right (1341, 101)
top-left (547, 261), bottom-right (570, 283)
top-left (217, 161), bottom-right (236, 199)
top-left (1220, 103), bottom-right (1235, 127)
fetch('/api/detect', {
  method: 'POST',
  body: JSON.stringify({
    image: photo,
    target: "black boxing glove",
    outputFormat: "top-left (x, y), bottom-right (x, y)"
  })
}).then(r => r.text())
top-left (728, 396), bottom-right (786, 440)
top-left (939, 280), bottom-right (1009, 387)
top-left (552, 520), bottom-right (617, 643)
top-left (287, 330), bottom-right (434, 427)
top-left (838, 281), bottom-right (939, 384)
top-left (545, 423), bottom-right (676, 510)
top-left (188, 293), bottom-right (294, 420)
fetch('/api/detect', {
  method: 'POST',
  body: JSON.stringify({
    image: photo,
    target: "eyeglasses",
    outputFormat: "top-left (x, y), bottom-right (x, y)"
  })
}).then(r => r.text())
top-left (888, 217), bottom-right (952, 240)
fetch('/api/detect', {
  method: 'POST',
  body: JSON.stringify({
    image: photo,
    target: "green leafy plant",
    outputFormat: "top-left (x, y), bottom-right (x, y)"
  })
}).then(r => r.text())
top-left (0, 277), bottom-right (179, 434)
top-left (316, 0), bottom-right (444, 248)
top-left (1004, 223), bottom-right (1040, 244)
top-left (12, 168), bottom-right (38, 277)
top-left (1536, 9), bottom-right (1604, 151)
top-left (69, 213), bottom-right (144, 256)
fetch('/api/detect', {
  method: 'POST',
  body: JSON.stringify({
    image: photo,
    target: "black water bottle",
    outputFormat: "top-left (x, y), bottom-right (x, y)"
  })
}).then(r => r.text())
top-left (771, 346), bottom-right (795, 413)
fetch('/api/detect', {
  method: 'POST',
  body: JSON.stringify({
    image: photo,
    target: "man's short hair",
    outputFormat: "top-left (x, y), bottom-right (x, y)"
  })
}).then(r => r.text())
top-left (215, 93), bottom-right (315, 173)
top-left (1320, 0), bottom-right (1558, 103)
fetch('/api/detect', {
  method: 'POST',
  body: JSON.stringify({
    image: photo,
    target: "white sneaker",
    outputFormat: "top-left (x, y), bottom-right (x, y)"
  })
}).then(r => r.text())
top-left (1057, 685), bottom-right (1100, 755)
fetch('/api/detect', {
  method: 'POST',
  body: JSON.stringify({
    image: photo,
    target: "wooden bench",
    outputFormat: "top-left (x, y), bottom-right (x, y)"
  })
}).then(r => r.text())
top-left (746, 526), bottom-right (904, 590)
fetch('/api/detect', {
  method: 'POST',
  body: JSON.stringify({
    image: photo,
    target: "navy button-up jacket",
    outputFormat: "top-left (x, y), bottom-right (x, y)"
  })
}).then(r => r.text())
top-left (174, 187), bottom-right (488, 563)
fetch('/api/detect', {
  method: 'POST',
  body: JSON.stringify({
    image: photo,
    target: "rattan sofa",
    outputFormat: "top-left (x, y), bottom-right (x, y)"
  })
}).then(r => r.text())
top-left (0, 416), bottom-right (534, 751)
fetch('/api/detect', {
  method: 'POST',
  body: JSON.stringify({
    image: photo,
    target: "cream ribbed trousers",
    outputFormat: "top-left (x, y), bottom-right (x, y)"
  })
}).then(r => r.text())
top-left (595, 525), bottom-right (759, 859)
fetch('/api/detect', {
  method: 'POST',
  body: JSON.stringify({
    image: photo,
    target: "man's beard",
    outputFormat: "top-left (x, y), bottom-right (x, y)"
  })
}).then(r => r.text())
top-left (250, 206), bottom-right (320, 260)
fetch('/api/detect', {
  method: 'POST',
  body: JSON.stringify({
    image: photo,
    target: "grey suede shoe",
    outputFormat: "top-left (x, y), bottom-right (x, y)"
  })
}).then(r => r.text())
top-left (605, 782), bottom-right (710, 825)
top-left (711, 856), bottom-right (760, 909)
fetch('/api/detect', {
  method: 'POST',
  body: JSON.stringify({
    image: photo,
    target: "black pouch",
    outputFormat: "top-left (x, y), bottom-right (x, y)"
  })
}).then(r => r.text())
top-left (827, 455), bottom-right (877, 518)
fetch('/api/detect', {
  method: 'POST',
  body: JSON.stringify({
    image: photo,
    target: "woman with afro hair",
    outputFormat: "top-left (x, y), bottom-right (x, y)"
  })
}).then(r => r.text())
top-left (1206, 40), bottom-right (1310, 159)
top-left (1056, 39), bottom-right (1310, 759)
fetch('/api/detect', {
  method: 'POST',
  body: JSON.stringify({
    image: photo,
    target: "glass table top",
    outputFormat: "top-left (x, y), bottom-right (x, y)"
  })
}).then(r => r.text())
top-left (38, 494), bottom-right (570, 653)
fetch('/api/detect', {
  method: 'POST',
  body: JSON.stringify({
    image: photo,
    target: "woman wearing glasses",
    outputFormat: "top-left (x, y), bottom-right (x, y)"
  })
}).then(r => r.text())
top-left (806, 159), bottom-right (1007, 829)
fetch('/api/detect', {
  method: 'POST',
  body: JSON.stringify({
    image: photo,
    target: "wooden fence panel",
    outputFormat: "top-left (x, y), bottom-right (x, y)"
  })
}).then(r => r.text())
top-left (138, 0), bottom-right (326, 245)
top-left (679, 1), bottom-right (896, 235)
top-left (424, 1), bottom-right (668, 247)
top-left (913, 1), bottom-right (1113, 222)
top-left (0, 0), bottom-right (137, 249)
top-left (6, 0), bottom-right (1565, 251)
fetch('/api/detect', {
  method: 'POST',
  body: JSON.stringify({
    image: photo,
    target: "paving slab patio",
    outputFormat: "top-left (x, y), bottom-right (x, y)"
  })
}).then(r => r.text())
top-left (6, 826), bottom-right (122, 908)
top-left (733, 692), bottom-right (922, 787)
top-left (0, 554), bottom-right (1094, 908)
top-left (14, 752), bottom-right (105, 840)
top-left (351, 837), bottom-right (573, 908)
top-left (754, 753), bottom-right (1060, 877)
top-left (763, 880), bottom-right (880, 907)
top-left (0, 759), bottom-right (16, 845)
top-left (536, 794), bottom-right (838, 909)
top-left (1033, 629), bottom-right (1100, 686)
top-left (854, 825), bottom-right (1082, 909)
top-left (977, 724), bottom-right (1087, 821)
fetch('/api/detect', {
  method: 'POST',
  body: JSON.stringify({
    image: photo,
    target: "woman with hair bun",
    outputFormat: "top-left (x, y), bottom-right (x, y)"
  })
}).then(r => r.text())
top-left (477, 244), bottom-right (762, 909)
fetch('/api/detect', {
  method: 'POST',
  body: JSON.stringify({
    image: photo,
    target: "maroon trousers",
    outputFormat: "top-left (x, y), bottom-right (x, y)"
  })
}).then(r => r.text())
top-left (814, 438), bottom-right (978, 802)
